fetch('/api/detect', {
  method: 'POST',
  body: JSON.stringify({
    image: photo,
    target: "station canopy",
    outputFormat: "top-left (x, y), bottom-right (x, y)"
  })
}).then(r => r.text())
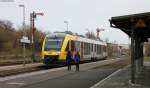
top-left (110, 12), bottom-right (150, 42)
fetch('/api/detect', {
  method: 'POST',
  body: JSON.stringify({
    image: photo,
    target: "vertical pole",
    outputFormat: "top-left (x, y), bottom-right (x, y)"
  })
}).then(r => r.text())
top-left (135, 35), bottom-right (137, 74)
top-left (137, 38), bottom-right (140, 72)
top-left (32, 11), bottom-right (36, 62)
top-left (23, 5), bottom-right (25, 36)
top-left (139, 41), bottom-right (142, 68)
top-left (138, 38), bottom-right (142, 72)
top-left (22, 5), bottom-right (26, 66)
top-left (23, 43), bottom-right (26, 65)
top-left (136, 36), bottom-right (140, 74)
top-left (67, 22), bottom-right (68, 31)
top-left (30, 13), bottom-right (32, 62)
top-left (131, 28), bottom-right (135, 84)
top-left (139, 38), bottom-right (143, 70)
top-left (141, 42), bottom-right (144, 67)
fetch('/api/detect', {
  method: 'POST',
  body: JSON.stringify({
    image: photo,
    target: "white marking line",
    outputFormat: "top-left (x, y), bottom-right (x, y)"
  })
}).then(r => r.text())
top-left (90, 69), bottom-right (122, 88)
top-left (7, 82), bottom-right (25, 85)
top-left (0, 58), bottom-right (121, 82)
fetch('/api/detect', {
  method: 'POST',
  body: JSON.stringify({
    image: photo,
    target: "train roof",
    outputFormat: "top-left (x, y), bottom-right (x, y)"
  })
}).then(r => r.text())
top-left (65, 34), bottom-right (107, 46)
top-left (77, 36), bottom-right (107, 45)
top-left (46, 33), bottom-right (66, 38)
top-left (46, 32), bottom-right (107, 46)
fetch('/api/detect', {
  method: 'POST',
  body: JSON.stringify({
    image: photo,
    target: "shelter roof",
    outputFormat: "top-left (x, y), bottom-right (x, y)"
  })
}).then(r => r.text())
top-left (110, 12), bottom-right (150, 42)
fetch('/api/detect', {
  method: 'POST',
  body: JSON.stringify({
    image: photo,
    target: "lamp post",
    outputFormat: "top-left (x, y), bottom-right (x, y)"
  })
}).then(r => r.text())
top-left (19, 4), bottom-right (26, 65)
top-left (64, 21), bottom-right (69, 31)
top-left (19, 4), bottom-right (25, 35)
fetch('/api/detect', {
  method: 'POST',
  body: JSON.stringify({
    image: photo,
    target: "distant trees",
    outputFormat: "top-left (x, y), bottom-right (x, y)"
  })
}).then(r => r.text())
top-left (0, 19), bottom-right (45, 55)
top-left (0, 20), bottom-right (16, 52)
top-left (85, 31), bottom-right (96, 39)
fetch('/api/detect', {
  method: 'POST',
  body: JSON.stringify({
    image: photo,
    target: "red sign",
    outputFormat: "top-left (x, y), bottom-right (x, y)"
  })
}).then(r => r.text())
top-left (35, 13), bottom-right (44, 16)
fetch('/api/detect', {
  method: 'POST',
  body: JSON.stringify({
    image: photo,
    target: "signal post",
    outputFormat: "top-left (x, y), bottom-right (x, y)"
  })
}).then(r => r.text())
top-left (30, 11), bottom-right (44, 62)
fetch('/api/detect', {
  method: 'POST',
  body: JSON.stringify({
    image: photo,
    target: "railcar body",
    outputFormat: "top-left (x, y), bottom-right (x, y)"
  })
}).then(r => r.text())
top-left (42, 33), bottom-right (107, 65)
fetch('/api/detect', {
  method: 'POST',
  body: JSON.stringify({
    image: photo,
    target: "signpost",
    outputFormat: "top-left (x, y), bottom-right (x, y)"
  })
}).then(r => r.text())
top-left (20, 36), bottom-right (30, 66)
top-left (20, 36), bottom-right (30, 43)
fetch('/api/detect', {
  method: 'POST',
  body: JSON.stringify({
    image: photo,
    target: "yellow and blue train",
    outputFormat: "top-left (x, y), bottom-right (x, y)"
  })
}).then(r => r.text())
top-left (42, 32), bottom-right (107, 65)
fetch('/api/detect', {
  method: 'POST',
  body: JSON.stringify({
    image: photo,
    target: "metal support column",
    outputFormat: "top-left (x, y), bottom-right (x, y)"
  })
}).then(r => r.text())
top-left (135, 35), bottom-right (138, 74)
top-left (136, 37), bottom-right (141, 74)
top-left (141, 42), bottom-right (144, 67)
top-left (135, 35), bottom-right (139, 75)
top-left (131, 29), bottom-right (136, 84)
top-left (137, 38), bottom-right (141, 72)
top-left (139, 38), bottom-right (143, 70)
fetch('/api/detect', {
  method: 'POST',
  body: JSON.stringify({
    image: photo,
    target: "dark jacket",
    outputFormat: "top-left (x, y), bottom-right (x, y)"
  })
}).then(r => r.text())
top-left (74, 54), bottom-right (80, 63)
top-left (66, 52), bottom-right (72, 64)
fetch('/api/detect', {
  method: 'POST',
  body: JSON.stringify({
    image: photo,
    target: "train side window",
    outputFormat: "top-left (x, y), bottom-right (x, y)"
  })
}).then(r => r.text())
top-left (97, 45), bottom-right (101, 54)
top-left (95, 44), bottom-right (96, 52)
top-left (100, 45), bottom-right (102, 54)
top-left (97, 45), bottom-right (99, 54)
top-left (87, 43), bottom-right (89, 54)
top-left (103, 46), bottom-right (106, 52)
top-left (88, 43), bottom-right (90, 54)
top-left (75, 41), bottom-right (80, 51)
top-left (91, 44), bottom-right (93, 52)
top-left (84, 43), bottom-right (88, 55)
top-left (83, 43), bottom-right (86, 55)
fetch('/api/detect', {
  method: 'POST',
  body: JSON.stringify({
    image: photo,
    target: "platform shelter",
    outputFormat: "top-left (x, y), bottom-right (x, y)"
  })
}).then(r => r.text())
top-left (109, 12), bottom-right (150, 83)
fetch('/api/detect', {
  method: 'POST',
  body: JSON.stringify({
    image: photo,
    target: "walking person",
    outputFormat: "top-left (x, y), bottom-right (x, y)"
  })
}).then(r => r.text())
top-left (66, 51), bottom-right (72, 71)
top-left (74, 51), bottom-right (80, 72)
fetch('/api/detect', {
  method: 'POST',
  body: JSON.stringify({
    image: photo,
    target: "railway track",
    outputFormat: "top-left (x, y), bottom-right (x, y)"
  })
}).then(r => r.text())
top-left (0, 65), bottom-right (62, 77)
top-left (0, 60), bottom-right (96, 77)
top-left (0, 57), bottom-right (128, 77)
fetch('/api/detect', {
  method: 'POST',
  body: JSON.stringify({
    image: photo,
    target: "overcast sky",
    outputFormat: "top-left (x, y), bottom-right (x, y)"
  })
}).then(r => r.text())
top-left (0, 0), bottom-right (150, 44)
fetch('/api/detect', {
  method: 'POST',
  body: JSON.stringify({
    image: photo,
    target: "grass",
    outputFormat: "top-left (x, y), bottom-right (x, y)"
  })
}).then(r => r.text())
top-left (144, 57), bottom-right (150, 62)
top-left (94, 59), bottom-right (130, 69)
top-left (0, 56), bottom-right (42, 66)
top-left (93, 57), bottom-right (150, 69)
top-left (94, 63), bottom-right (128, 69)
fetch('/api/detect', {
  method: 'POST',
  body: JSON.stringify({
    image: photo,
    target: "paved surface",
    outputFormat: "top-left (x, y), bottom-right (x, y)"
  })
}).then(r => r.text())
top-left (94, 62), bottom-right (150, 88)
top-left (0, 58), bottom-right (123, 88)
top-left (136, 62), bottom-right (150, 88)
top-left (20, 69), bottom-right (115, 88)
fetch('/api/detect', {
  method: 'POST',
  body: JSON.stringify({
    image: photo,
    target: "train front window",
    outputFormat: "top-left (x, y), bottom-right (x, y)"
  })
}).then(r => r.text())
top-left (45, 38), bottom-right (63, 51)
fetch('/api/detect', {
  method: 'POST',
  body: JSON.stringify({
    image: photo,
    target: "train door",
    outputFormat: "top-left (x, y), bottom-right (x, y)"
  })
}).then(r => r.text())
top-left (91, 44), bottom-right (96, 61)
top-left (101, 45), bottom-right (104, 57)
top-left (94, 44), bottom-right (97, 59)
top-left (75, 41), bottom-right (80, 52)
top-left (70, 40), bottom-right (75, 52)
top-left (91, 44), bottom-right (94, 60)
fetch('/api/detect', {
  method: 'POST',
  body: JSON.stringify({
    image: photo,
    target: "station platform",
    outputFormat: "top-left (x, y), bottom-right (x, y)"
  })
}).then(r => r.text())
top-left (0, 58), bottom-right (127, 88)
top-left (2, 57), bottom-right (149, 88)
top-left (93, 62), bottom-right (150, 88)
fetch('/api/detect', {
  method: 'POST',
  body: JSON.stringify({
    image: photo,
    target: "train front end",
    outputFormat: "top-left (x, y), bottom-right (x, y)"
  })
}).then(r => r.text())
top-left (42, 33), bottom-right (66, 65)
